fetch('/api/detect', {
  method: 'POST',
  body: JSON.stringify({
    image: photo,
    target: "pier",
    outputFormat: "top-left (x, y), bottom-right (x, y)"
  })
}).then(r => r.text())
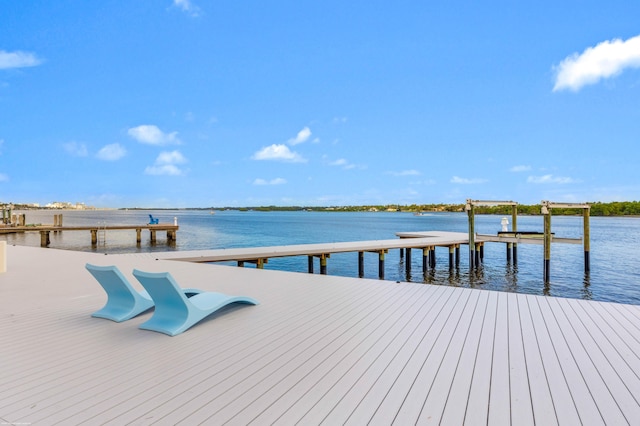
top-left (0, 223), bottom-right (179, 247)
top-left (147, 227), bottom-right (581, 283)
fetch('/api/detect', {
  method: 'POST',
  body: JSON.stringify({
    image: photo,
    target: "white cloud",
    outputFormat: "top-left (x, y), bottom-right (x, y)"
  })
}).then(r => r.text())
top-left (63, 142), bottom-right (88, 157)
top-left (252, 144), bottom-right (306, 163)
top-left (0, 50), bottom-right (42, 69)
top-left (0, 173), bottom-right (8, 182)
top-left (145, 150), bottom-right (188, 176)
top-left (96, 143), bottom-right (126, 161)
top-left (173, 0), bottom-right (200, 16)
top-left (510, 165), bottom-right (531, 172)
top-left (388, 169), bottom-right (421, 177)
top-left (328, 158), bottom-right (362, 170)
top-left (253, 178), bottom-right (287, 185)
top-left (451, 176), bottom-right (488, 184)
top-left (527, 174), bottom-right (577, 184)
top-left (128, 125), bottom-right (181, 145)
top-left (553, 34), bottom-right (640, 92)
top-left (288, 127), bottom-right (312, 145)
top-left (156, 150), bottom-right (187, 165)
top-left (145, 164), bottom-right (183, 176)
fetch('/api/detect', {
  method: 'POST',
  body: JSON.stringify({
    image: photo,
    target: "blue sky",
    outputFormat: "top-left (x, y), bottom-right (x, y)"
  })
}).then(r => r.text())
top-left (1, 1), bottom-right (639, 208)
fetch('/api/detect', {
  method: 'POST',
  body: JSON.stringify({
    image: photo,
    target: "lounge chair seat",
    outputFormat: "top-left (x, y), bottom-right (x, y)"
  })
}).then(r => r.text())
top-left (132, 269), bottom-right (258, 336)
top-left (86, 264), bottom-right (201, 322)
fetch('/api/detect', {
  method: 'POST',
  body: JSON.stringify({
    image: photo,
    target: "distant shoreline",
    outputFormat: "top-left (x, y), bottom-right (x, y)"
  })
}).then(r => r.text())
top-left (5, 201), bottom-right (640, 217)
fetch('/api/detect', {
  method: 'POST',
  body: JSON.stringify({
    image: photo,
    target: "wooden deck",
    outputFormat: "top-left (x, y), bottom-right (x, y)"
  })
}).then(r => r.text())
top-left (2, 244), bottom-right (640, 424)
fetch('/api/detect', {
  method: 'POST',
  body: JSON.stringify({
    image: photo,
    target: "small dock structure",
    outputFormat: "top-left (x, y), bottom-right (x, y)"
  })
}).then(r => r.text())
top-left (0, 222), bottom-right (179, 247)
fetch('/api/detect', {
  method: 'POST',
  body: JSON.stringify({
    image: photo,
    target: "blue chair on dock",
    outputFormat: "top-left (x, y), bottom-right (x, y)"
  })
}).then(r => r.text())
top-left (132, 269), bottom-right (259, 336)
top-left (86, 264), bottom-right (201, 322)
top-left (148, 214), bottom-right (159, 225)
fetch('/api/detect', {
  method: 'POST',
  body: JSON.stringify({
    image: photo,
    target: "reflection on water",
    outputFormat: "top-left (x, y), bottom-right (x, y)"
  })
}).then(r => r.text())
top-left (3, 209), bottom-right (640, 304)
top-left (581, 273), bottom-right (592, 300)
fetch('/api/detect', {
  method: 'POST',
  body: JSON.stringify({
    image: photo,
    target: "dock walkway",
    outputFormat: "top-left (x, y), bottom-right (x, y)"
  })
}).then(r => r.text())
top-left (0, 223), bottom-right (179, 247)
top-left (2, 245), bottom-right (640, 424)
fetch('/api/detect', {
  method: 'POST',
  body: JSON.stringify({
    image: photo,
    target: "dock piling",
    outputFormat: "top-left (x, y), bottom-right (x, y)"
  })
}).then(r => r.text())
top-left (542, 203), bottom-right (552, 283)
top-left (320, 254), bottom-right (329, 275)
top-left (449, 246), bottom-right (454, 270)
top-left (378, 250), bottom-right (387, 279)
top-left (584, 207), bottom-right (591, 272)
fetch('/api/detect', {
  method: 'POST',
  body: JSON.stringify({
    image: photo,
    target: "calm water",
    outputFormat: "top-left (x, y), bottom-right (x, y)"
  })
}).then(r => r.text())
top-left (4, 209), bottom-right (640, 304)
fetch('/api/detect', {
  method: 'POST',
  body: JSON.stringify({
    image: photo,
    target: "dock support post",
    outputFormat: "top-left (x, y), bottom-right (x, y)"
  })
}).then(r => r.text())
top-left (449, 246), bottom-right (454, 270)
top-left (358, 251), bottom-right (364, 278)
top-left (543, 203), bottom-right (551, 283)
top-left (238, 261), bottom-right (244, 267)
top-left (378, 250), bottom-right (386, 280)
top-left (91, 229), bottom-right (98, 246)
top-left (400, 248), bottom-right (404, 258)
top-left (479, 243), bottom-right (484, 263)
top-left (430, 247), bottom-right (436, 268)
top-left (466, 200), bottom-right (475, 268)
top-left (136, 228), bottom-right (142, 244)
top-left (40, 230), bottom-right (50, 247)
top-left (150, 230), bottom-right (156, 243)
top-left (422, 248), bottom-right (429, 272)
top-left (320, 254), bottom-right (328, 275)
top-left (455, 244), bottom-right (460, 267)
top-left (512, 204), bottom-right (518, 265)
top-left (405, 248), bottom-right (412, 277)
top-left (474, 243), bottom-right (481, 267)
top-left (584, 207), bottom-right (591, 273)
top-left (507, 242), bottom-right (512, 262)
top-left (308, 256), bottom-right (314, 274)
top-left (257, 258), bottom-right (266, 269)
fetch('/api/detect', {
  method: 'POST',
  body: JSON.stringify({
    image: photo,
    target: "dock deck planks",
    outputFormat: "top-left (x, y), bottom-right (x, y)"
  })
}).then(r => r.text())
top-left (2, 244), bottom-right (640, 425)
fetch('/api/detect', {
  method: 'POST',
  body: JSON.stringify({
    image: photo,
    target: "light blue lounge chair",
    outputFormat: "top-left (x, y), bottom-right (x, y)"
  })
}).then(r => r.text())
top-left (148, 214), bottom-right (159, 225)
top-left (132, 269), bottom-right (259, 336)
top-left (86, 264), bottom-right (201, 322)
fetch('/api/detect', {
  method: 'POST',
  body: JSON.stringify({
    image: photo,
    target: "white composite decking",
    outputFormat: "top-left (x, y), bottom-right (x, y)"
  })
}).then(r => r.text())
top-left (148, 231), bottom-right (469, 263)
top-left (2, 244), bottom-right (640, 425)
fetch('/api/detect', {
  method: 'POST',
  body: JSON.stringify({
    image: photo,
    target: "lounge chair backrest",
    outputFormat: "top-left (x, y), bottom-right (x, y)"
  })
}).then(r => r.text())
top-left (86, 264), bottom-right (137, 309)
top-left (132, 269), bottom-right (190, 321)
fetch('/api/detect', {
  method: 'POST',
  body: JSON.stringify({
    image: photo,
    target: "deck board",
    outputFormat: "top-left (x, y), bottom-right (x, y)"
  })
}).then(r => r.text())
top-left (2, 245), bottom-right (640, 425)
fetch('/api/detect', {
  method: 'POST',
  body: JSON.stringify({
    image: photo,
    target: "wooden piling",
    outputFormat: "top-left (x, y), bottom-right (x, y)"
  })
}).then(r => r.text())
top-left (405, 248), bottom-right (412, 276)
top-left (543, 205), bottom-right (551, 283)
top-left (467, 201), bottom-right (475, 268)
top-left (422, 248), bottom-right (429, 272)
top-left (320, 254), bottom-right (329, 275)
top-left (449, 246), bottom-right (454, 270)
top-left (358, 252), bottom-right (364, 278)
top-left (378, 250), bottom-right (387, 280)
top-left (40, 231), bottom-right (50, 247)
top-left (584, 207), bottom-right (591, 272)
top-left (512, 204), bottom-right (518, 264)
top-left (308, 256), bottom-right (314, 274)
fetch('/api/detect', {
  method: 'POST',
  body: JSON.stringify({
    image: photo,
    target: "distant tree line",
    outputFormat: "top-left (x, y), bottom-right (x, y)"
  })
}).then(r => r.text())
top-left (7, 201), bottom-right (640, 216)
